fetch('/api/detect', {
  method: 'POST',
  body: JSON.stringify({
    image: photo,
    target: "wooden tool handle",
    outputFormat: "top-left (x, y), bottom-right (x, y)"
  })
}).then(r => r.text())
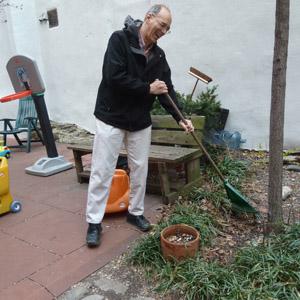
top-left (165, 93), bottom-right (225, 181)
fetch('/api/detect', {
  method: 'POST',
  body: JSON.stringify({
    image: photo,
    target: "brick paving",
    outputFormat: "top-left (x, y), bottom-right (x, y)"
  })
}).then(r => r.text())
top-left (0, 142), bottom-right (162, 299)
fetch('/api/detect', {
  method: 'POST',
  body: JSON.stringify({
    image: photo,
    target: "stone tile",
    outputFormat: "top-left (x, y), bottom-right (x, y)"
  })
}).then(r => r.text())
top-left (0, 236), bottom-right (57, 291)
top-left (59, 283), bottom-right (91, 300)
top-left (10, 170), bottom-right (78, 201)
top-left (0, 199), bottom-right (51, 230)
top-left (30, 227), bottom-right (140, 297)
top-left (1, 143), bottom-right (163, 297)
top-left (144, 193), bottom-right (163, 210)
top-left (93, 277), bottom-right (128, 295)
top-left (39, 187), bottom-right (87, 213)
top-left (82, 295), bottom-right (104, 300)
top-left (4, 208), bottom-right (87, 255)
top-left (0, 231), bottom-right (8, 240)
top-left (0, 279), bottom-right (53, 300)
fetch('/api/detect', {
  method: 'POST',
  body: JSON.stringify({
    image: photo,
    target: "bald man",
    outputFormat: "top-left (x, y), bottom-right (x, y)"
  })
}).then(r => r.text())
top-left (86, 4), bottom-right (194, 247)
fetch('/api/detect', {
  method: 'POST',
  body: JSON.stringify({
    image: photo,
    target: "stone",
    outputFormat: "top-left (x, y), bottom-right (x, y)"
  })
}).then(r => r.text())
top-left (286, 165), bottom-right (300, 172)
top-left (282, 186), bottom-right (292, 201)
top-left (94, 277), bottom-right (128, 295)
top-left (81, 295), bottom-right (104, 300)
top-left (130, 297), bottom-right (156, 300)
top-left (50, 121), bottom-right (94, 146)
top-left (59, 285), bottom-right (89, 300)
top-left (283, 156), bottom-right (300, 164)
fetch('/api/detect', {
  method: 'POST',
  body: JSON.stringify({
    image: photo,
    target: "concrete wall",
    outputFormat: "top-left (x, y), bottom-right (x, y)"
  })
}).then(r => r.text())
top-left (0, 0), bottom-right (299, 149)
top-left (0, 2), bottom-right (18, 117)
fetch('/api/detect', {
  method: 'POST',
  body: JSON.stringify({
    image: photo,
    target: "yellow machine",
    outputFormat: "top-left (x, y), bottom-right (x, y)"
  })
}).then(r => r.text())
top-left (0, 157), bottom-right (21, 215)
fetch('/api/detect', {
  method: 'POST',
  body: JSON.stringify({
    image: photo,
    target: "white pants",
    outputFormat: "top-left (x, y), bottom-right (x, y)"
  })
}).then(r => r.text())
top-left (86, 119), bottom-right (152, 224)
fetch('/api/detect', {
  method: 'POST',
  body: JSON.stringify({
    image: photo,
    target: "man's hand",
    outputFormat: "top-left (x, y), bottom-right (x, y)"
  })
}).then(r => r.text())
top-left (179, 119), bottom-right (194, 133)
top-left (150, 80), bottom-right (168, 95)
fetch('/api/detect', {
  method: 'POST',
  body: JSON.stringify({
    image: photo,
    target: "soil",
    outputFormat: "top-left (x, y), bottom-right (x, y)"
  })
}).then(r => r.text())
top-left (60, 149), bottom-right (300, 299)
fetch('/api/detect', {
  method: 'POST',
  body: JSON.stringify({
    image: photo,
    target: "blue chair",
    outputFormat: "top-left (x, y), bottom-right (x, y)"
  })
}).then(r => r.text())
top-left (0, 96), bottom-right (44, 152)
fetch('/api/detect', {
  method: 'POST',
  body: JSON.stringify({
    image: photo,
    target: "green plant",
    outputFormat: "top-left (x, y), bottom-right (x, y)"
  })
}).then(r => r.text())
top-left (128, 202), bottom-right (219, 271)
top-left (151, 86), bottom-right (222, 133)
top-left (151, 96), bottom-right (167, 115)
top-left (129, 223), bottom-right (300, 300)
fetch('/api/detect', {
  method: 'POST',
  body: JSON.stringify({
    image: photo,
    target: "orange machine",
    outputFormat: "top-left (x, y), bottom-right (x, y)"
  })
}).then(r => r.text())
top-left (105, 169), bottom-right (129, 213)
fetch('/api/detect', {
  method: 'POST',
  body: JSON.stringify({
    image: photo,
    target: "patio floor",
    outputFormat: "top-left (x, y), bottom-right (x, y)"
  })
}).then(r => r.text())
top-left (0, 141), bottom-right (162, 299)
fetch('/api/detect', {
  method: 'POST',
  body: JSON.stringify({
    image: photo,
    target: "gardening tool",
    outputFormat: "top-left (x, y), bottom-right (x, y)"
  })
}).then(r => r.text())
top-left (188, 67), bottom-right (212, 99)
top-left (165, 93), bottom-right (257, 214)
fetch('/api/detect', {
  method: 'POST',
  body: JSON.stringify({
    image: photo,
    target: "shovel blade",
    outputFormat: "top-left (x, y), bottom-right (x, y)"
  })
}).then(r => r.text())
top-left (224, 181), bottom-right (258, 214)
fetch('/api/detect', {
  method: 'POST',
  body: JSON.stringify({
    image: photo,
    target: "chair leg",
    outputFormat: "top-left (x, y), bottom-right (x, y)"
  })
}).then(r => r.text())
top-left (5, 120), bottom-right (23, 146)
top-left (32, 123), bottom-right (44, 145)
top-left (27, 127), bottom-right (32, 153)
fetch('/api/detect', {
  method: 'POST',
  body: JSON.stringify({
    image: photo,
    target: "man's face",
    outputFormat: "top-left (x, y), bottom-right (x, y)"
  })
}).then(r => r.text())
top-left (145, 8), bottom-right (172, 44)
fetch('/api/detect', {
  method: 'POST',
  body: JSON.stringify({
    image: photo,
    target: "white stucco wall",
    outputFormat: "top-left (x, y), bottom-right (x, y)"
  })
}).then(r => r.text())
top-left (0, 3), bottom-right (18, 117)
top-left (0, 0), bottom-right (299, 149)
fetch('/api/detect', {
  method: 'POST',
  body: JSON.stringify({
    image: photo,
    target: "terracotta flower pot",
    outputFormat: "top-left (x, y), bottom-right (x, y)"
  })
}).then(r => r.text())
top-left (160, 224), bottom-right (200, 261)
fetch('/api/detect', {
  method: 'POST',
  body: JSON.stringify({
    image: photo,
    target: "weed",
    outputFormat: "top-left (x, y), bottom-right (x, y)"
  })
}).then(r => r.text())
top-left (129, 223), bottom-right (300, 299)
top-left (128, 202), bottom-right (219, 271)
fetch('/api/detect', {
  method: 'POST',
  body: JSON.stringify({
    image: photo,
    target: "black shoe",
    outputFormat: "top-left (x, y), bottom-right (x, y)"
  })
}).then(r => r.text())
top-left (126, 213), bottom-right (151, 232)
top-left (86, 223), bottom-right (102, 247)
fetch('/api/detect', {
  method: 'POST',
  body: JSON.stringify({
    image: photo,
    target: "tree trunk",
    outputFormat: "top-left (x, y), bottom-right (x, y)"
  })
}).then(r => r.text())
top-left (268, 0), bottom-right (290, 231)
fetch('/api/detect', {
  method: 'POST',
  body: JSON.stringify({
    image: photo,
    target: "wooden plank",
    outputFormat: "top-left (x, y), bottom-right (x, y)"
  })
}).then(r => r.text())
top-left (186, 158), bottom-right (201, 182)
top-left (157, 162), bottom-right (171, 204)
top-left (151, 115), bottom-right (205, 130)
top-left (67, 144), bottom-right (92, 153)
top-left (151, 130), bottom-right (203, 146)
top-left (68, 144), bottom-right (201, 165)
top-left (119, 145), bottom-right (202, 163)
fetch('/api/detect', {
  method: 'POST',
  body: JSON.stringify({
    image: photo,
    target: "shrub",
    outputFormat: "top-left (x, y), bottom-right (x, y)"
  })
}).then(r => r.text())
top-left (151, 86), bottom-right (221, 133)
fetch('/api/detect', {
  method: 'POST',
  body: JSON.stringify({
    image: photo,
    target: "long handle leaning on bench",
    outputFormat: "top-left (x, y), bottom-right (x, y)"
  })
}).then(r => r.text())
top-left (164, 93), bottom-right (224, 180)
top-left (165, 93), bottom-right (258, 214)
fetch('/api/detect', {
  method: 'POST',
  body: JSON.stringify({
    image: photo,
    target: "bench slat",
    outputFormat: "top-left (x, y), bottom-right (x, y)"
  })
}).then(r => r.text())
top-left (68, 144), bottom-right (202, 164)
top-left (151, 130), bottom-right (202, 147)
top-left (151, 115), bottom-right (205, 129)
top-left (121, 145), bottom-right (201, 163)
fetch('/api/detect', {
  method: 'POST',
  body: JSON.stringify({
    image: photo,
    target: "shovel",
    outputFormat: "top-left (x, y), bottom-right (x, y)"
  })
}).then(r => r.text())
top-left (165, 93), bottom-right (257, 214)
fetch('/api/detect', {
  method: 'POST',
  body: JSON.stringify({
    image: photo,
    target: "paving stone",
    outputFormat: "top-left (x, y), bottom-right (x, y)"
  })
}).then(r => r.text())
top-left (0, 278), bottom-right (53, 300)
top-left (0, 198), bottom-right (51, 230)
top-left (0, 235), bottom-right (57, 290)
top-left (59, 284), bottom-right (90, 300)
top-left (130, 297), bottom-right (156, 300)
top-left (30, 227), bottom-right (139, 296)
top-left (94, 277), bottom-right (128, 295)
top-left (81, 295), bottom-right (104, 300)
top-left (287, 165), bottom-right (300, 172)
top-left (1, 142), bottom-right (163, 297)
top-left (4, 208), bottom-right (86, 255)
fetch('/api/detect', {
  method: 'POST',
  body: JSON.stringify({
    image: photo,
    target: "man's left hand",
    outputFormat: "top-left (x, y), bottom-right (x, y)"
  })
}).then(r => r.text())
top-left (179, 119), bottom-right (194, 133)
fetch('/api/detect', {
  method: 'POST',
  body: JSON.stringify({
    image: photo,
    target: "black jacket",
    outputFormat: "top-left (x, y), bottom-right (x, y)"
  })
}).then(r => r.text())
top-left (94, 19), bottom-right (182, 131)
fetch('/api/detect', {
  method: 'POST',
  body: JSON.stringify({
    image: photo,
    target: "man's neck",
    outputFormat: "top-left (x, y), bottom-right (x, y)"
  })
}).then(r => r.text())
top-left (139, 25), bottom-right (152, 49)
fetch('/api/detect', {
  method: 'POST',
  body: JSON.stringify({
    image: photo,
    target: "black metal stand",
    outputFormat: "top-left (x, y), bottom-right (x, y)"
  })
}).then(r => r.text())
top-left (31, 93), bottom-right (58, 158)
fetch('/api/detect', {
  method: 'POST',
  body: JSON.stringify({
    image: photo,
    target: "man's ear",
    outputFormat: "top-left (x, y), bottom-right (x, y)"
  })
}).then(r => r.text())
top-left (145, 13), bottom-right (152, 21)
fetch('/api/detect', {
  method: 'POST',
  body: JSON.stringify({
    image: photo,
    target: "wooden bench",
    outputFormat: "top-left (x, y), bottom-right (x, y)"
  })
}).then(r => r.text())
top-left (67, 115), bottom-right (205, 204)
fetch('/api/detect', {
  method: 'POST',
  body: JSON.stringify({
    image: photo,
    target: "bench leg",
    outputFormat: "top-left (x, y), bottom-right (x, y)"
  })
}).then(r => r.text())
top-left (157, 163), bottom-right (178, 204)
top-left (157, 162), bottom-right (171, 204)
top-left (73, 151), bottom-right (84, 183)
top-left (185, 158), bottom-right (201, 183)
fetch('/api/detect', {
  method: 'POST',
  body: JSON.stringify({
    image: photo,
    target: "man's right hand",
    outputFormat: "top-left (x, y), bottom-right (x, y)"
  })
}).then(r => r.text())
top-left (150, 80), bottom-right (168, 95)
